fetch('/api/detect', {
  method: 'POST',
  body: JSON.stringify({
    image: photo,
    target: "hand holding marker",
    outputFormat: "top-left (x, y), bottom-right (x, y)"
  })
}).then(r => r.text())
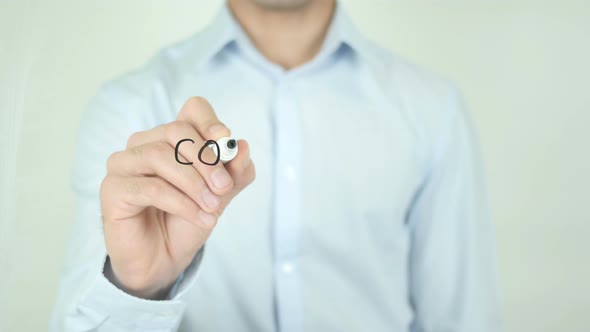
top-left (100, 97), bottom-right (255, 300)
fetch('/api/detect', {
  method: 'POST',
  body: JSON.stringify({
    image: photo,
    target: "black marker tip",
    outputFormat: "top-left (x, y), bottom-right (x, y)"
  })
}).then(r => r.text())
top-left (227, 139), bottom-right (237, 149)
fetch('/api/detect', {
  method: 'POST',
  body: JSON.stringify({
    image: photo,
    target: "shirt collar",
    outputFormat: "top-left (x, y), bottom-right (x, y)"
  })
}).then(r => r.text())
top-left (198, 1), bottom-right (368, 69)
top-left (320, 2), bottom-right (367, 59)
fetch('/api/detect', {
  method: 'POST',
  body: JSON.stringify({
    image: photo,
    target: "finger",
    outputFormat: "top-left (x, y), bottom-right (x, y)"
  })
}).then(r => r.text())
top-left (225, 139), bottom-right (256, 190)
top-left (101, 175), bottom-right (217, 230)
top-left (125, 121), bottom-right (234, 196)
top-left (176, 96), bottom-right (231, 140)
top-left (210, 140), bottom-right (256, 214)
top-left (106, 142), bottom-right (222, 214)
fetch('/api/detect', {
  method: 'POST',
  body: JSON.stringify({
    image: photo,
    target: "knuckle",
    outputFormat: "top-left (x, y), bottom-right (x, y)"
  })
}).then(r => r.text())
top-left (106, 152), bottom-right (120, 173)
top-left (144, 142), bottom-right (169, 160)
top-left (126, 131), bottom-right (142, 148)
top-left (125, 178), bottom-right (143, 196)
top-left (163, 124), bottom-right (176, 141)
top-left (143, 179), bottom-right (162, 198)
top-left (130, 145), bottom-right (143, 159)
top-left (99, 175), bottom-right (114, 197)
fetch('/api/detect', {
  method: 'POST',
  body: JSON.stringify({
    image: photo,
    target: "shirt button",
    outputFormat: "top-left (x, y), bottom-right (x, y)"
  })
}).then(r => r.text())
top-left (286, 166), bottom-right (296, 182)
top-left (281, 262), bottom-right (294, 274)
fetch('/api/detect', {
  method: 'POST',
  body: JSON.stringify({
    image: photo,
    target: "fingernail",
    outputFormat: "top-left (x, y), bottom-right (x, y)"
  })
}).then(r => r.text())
top-left (211, 168), bottom-right (232, 189)
top-left (198, 210), bottom-right (216, 226)
top-left (202, 188), bottom-right (220, 209)
top-left (243, 157), bottom-right (251, 169)
top-left (208, 123), bottom-right (227, 136)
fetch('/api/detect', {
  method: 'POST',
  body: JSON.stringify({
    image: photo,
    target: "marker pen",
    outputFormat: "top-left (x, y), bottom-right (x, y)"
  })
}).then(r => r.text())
top-left (209, 137), bottom-right (238, 164)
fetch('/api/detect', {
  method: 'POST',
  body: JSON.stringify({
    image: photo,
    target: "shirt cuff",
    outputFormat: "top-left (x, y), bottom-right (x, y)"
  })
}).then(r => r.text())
top-left (77, 248), bottom-right (204, 331)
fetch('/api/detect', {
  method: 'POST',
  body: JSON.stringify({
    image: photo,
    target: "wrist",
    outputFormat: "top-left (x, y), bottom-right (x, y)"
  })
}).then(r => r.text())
top-left (103, 256), bottom-right (176, 300)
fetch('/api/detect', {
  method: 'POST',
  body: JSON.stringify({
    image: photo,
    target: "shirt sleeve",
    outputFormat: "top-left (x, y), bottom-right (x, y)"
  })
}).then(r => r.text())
top-left (49, 83), bottom-right (202, 332)
top-left (407, 87), bottom-right (503, 332)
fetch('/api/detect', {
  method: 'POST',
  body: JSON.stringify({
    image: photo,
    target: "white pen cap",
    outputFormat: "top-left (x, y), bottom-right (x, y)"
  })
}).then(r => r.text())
top-left (210, 137), bottom-right (238, 164)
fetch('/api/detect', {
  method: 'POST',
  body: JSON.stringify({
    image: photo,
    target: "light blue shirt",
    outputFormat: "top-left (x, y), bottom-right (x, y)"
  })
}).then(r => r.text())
top-left (51, 3), bottom-right (502, 332)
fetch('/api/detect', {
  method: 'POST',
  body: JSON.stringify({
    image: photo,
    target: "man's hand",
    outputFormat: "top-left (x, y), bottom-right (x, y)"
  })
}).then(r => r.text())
top-left (99, 97), bottom-right (255, 299)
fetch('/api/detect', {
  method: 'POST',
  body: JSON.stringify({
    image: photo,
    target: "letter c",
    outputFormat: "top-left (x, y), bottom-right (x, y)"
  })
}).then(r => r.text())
top-left (175, 138), bottom-right (194, 165)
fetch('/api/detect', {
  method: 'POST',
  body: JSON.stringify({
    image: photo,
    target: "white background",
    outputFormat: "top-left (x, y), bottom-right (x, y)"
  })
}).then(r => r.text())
top-left (1, 0), bottom-right (589, 331)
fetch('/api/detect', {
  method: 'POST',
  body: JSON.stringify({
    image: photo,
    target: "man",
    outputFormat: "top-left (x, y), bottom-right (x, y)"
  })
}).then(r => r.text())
top-left (51, 0), bottom-right (502, 331)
